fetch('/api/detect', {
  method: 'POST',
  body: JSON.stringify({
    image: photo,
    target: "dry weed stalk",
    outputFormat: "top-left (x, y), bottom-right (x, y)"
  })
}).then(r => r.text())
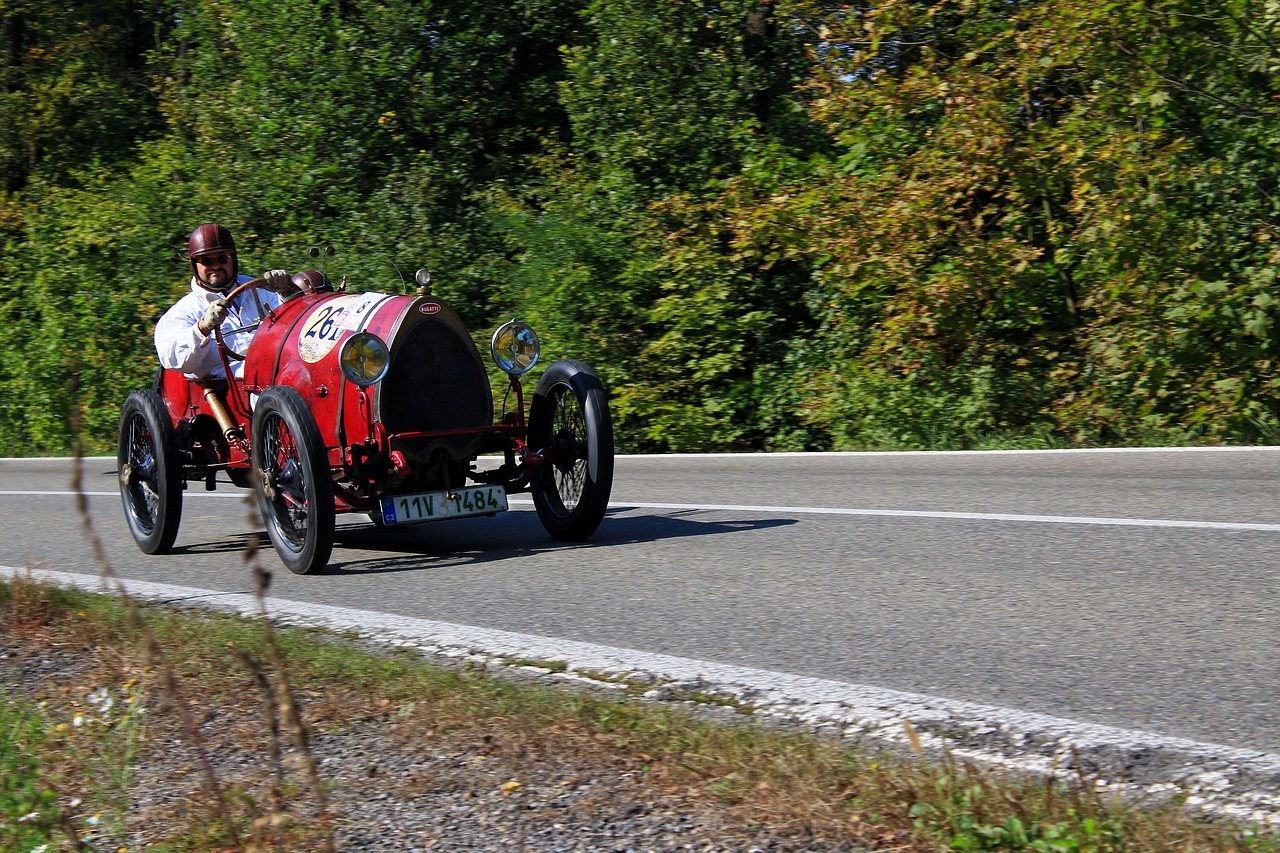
top-left (68, 374), bottom-right (242, 848)
top-left (69, 369), bottom-right (337, 850)
top-left (241, 518), bottom-right (337, 853)
top-left (233, 647), bottom-right (287, 808)
top-left (901, 718), bottom-right (924, 754)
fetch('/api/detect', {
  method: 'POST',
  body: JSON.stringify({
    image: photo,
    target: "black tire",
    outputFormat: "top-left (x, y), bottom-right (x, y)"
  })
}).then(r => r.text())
top-left (118, 389), bottom-right (183, 554)
top-left (251, 387), bottom-right (335, 574)
top-left (527, 360), bottom-right (614, 540)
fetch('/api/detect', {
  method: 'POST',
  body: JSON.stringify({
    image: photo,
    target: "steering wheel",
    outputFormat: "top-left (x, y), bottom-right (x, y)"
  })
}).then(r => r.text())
top-left (212, 277), bottom-right (268, 362)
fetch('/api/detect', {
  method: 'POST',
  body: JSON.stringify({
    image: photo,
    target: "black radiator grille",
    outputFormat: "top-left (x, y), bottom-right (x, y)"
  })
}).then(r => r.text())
top-left (378, 317), bottom-right (492, 458)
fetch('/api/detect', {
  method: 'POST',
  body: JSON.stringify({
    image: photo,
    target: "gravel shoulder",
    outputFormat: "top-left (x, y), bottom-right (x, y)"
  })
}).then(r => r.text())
top-left (3, 637), bottom-right (868, 851)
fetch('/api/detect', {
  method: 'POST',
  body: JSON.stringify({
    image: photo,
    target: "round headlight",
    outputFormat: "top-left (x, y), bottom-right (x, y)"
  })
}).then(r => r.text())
top-left (339, 332), bottom-right (390, 387)
top-left (490, 320), bottom-right (540, 376)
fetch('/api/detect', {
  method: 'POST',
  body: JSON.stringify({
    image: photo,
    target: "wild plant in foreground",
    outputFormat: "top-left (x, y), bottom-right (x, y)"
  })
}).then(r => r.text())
top-left (235, 528), bottom-right (336, 852)
top-left (2, 374), bottom-right (340, 851)
top-left (66, 374), bottom-right (243, 848)
top-left (80, 374), bottom-right (334, 850)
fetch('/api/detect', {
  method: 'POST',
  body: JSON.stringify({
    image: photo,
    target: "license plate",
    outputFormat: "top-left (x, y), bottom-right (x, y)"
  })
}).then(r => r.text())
top-left (379, 485), bottom-right (508, 526)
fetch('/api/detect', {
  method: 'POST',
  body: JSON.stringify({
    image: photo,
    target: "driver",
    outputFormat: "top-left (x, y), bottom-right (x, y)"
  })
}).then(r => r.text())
top-left (154, 223), bottom-right (295, 379)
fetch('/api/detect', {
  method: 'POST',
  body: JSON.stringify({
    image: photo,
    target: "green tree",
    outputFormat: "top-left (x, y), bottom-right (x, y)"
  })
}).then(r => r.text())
top-left (0, 0), bottom-right (166, 195)
top-left (719, 0), bottom-right (1280, 448)
top-left (509, 0), bottom-right (829, 451)
top-left (0, 0), bottom-right (174, 451)
top-left (6, 0), bottom-right (1280, 454)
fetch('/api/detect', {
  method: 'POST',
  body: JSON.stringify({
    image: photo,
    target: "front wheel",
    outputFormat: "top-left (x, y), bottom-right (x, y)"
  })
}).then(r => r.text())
top-left (252, 387), bottom-right (335, 574)
top-left (118, 390), bottom-right (183, 554)
top-left (527, 360), bottom-right (614, 540)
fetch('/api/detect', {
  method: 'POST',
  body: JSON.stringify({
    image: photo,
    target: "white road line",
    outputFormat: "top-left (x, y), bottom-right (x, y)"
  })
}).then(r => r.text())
top-left (2, 564), bottom-right (1277, 825)
top-left (618, 446), bottom-right (1280, 458)
top-left (607, 501), bottom-right (1280, 532)
top-left (4, 490), bottom-right (1279, 532)
top-left (0, 490), bottom-right (249, 499)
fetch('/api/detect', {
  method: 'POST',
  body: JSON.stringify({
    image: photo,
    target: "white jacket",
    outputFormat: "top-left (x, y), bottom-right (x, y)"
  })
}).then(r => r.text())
top-left (154, 276), bottom-right (282, 379)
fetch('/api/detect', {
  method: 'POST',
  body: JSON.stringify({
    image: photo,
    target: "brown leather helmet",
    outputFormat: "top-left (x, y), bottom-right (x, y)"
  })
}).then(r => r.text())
top-left (188, 223), bottom-right (239, 288)
top-left (291, 269), bottom-right (333, 295)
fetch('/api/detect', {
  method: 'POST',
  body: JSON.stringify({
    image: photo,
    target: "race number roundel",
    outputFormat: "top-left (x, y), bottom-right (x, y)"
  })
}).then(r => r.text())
top-left (297, 294), bottom-right (381, 363)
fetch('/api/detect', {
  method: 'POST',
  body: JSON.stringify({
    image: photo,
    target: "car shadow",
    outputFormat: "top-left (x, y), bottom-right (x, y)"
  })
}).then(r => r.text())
top-left (178, 506), bottom-right (795, 575)
top-left (169, 539), bottom-right (259, 557)
top-left (319, 506), bottom-right (796, 575)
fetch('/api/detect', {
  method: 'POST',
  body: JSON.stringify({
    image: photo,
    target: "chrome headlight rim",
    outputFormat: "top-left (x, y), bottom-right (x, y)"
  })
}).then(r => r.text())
top-left (490, 319), bottom-right (541, 376)
top-left (338, 331), bottom-right (390, 388)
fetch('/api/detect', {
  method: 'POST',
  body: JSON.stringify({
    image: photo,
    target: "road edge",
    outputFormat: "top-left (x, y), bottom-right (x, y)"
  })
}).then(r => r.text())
top-left (2, 564), bottom-right (1276, 828)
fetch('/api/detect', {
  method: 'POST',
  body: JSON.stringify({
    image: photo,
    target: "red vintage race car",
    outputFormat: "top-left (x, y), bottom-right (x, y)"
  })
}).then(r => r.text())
top-left (117, 266), bottom-right (614, 574)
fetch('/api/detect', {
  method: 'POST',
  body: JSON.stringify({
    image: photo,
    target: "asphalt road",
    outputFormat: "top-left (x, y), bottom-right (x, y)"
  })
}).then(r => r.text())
top-left (2, 449), bottom-right (1277, 754)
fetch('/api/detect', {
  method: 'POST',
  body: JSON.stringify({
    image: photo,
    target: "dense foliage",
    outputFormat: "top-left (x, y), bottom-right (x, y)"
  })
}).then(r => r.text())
top-left (2, 0), bottom-right (1277, 454)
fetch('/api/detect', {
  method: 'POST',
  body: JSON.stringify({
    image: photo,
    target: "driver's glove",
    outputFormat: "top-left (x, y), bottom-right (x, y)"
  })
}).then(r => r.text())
top-left (198, 299), bottom-right (228, 336)
top-left (262, 269), bottom-right (295, 294)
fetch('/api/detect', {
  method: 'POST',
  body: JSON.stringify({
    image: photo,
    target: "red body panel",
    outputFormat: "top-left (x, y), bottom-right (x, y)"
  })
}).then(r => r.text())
top-left (240, 290), bottom-right (487, 451)
top-left (243, 291), bottom-right (377, 445)
top-left (159, 368), bottom-right (201, 423)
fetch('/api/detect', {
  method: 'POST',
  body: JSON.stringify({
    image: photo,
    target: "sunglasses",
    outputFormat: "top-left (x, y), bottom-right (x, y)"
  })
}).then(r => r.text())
top-left (195, 254), bottom-right (232, 266)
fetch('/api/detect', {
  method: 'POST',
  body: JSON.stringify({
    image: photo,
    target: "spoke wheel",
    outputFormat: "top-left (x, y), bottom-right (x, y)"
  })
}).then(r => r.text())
top-left (118, 389), bottom-right (183, 554)
top-left (252, 386), bottom-right (334, 574)
top-left (528, 360), bottom-right (614, 540)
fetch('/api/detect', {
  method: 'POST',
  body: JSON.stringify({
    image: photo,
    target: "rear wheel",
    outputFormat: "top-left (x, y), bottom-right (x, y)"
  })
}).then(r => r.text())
top-left (528, 360), bottom-right (614, 540)
top-left (118, 390), bottom-right (183, 554)
top-left (252, 387), bottom-right (335, 574)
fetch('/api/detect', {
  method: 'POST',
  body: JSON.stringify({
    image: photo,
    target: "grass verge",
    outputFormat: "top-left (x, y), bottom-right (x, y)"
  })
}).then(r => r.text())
top-left (2, 573), bottom-right (1276, 852)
